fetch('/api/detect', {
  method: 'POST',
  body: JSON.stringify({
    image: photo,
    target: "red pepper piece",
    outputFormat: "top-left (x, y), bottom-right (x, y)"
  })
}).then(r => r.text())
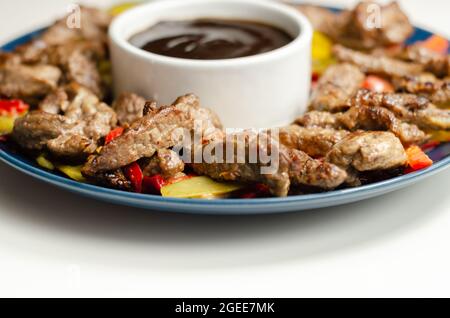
top-left (105, 127), bottom-right (124, 145)
top-left (405, 145), bottom-right (433, 173)
top-left (124, 162), bottom-right (143, 193)
top-left (142, 175), bottom-right (166, 194)
top-left (361, 75), bottom-right (394, 93)
top-left (0, 99), bottom-right (29, 116)
top-left (421, 140), bottom-right (440, 152)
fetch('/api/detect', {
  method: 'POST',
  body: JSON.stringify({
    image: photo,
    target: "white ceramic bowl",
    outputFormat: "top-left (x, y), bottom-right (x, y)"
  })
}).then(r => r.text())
top-left (109, 0), bottom-right (312, 129)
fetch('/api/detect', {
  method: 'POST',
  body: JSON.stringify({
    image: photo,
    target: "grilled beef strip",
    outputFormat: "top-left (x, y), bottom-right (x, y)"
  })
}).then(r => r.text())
top-left (393, 74), bottom-right (450, 105)
top-left (89, 169), bottom-right (132, 192)
top-left (326, 131), bottom-right (407, 172)
top-left (333, 44), bottom-right (423, 78)
top-left (112, 92), bottom-right (147, 126)
top-left (294, 110), bottom-right (340, 128)
top-left (191, 132), bottom-right (347, 197)
top-left (309, 63), bottom-right (365, 112)
top-left (278, 125), bottom-right (350, 158)
top-left (82, 94), bottom-right (222, 175)
top-left (404, 45), bottom-right (449, 78)
top-left (351, 89), bottom-right (450, 130)
top-left (0, 59), bottom-right (62, 103)
top-left (12, 85), bottom-right (116, 160)
top-left (141, 149), bottom-right (185, 179)
top-left (297, 1), bottom-right (413, 50)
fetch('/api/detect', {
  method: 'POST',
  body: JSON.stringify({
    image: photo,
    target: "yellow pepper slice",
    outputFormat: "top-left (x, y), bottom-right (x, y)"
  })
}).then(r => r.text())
top-left (57, 165), bottom-right (86, 182)
top-left (36, 154), bottom-right (55, 171)
top-left (109, 2), bottom-right (140, 16)
top-left (0, 116), bottom-right (16, 135)
top-left (312, 31), bottom-right (333, 61)
top-left (161, 176), bottom-right (242, 199)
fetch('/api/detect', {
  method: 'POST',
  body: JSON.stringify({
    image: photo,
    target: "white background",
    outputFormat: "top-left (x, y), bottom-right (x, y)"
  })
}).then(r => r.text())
top-left (0, 0), bottom-right (449, 298)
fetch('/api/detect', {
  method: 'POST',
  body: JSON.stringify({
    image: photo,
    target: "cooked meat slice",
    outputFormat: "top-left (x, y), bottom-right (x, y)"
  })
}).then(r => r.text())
top-left (351, 89), bottom-right (450, 130)
top-left (288, 148), bottom-right (347, 190)
top-left (405, 45), bottom-right (449, 78)
top-left (294, 111), bottom-right (340, 128)
top-left (333, 44), bottom-right (423, 77)
top-left (14, 40), bottom-right (48, 64)
top-left (39, 88), bottom-right (69, 114)
top-left (393, 74), bottom-right (450, 105)
top-left (296, 5), bottom-right (343, 39)
top-left (278, 125), bottom-right (349, 158)
top-left (88, 169), bottom-right (132, 192)
top-left (296, 2), bottom-right (413, 50)
top-left (191, 132), bottom-right (291, 197)
top-left (338, 104), bottom-right (427, 145)
top-left (11, 111), bottom-right (81, 151)
top-left (142, 149), bottom-right (185, 179)
top-left (309, 63), bottom-right (365, 112)
top-left (82, 94), bottom-right (221, 175)
top-left (0, 63), bottom-right (61, 102)
top-left (326, 132), bottom-right (407, 172)
top-left (63, 84), bottom-right (117, 140)
top-left (192, 132), bottom-right (347, 196)
top-left (113, 92), bottom-right (147, 126)
top-left (41, 6), bottom-right (111, 46)
top-left (47, 134), bottom-right (97, 160)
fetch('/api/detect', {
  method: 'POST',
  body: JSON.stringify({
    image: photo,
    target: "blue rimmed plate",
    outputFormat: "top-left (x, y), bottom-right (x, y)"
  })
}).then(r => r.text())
top-left (1, 18), bottom-right (449, 215)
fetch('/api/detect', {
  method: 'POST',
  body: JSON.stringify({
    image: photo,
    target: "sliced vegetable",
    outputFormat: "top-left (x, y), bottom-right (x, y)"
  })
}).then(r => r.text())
top-left (105, 127), bottom-right (124, 145)
top-left (419, 35), bottom-right (449, 54)
top-left (142, 175), bottom-right (166, 194)
top-left (0, 116), bottom-right (16, 135)
top-left (405, 145), bottom-right (433, 172)
top-left (161, 176), bottom-right (242, 199)
top-left (125, 162), bottom-right (143, 193)
top-left (421, 140), bottom-right (440, 152)
top-left (36, 154), bottom-right (55, 170)
top-left (311, 31), bottom-right (336, 76)
top-left (109, 2), bottom-right (140, 16)
top-left (362, 75), bottom-right (394, 93)
top-left (57, 165), bottom-right (86, 182)
top-left (429, 130), bottom-right (450, 143)
top-left (0, 99), bottom-right (29, 116)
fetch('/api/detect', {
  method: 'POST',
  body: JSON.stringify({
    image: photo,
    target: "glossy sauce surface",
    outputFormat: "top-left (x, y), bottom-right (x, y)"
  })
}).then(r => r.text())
top-left (129, 19), bottom-right (293, 60)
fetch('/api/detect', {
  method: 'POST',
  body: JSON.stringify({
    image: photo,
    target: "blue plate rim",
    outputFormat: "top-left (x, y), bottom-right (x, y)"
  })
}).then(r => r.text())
top-left (1, 20), bottom-right (450, 210)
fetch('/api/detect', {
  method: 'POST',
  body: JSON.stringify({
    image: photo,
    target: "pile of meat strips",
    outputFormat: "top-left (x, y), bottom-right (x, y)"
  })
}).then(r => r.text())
top-left (1, 2), bottom-right (449, 198)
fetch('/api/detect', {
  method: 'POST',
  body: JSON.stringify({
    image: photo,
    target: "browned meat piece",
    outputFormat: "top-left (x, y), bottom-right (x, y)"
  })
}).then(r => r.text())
top-left (41, 6), bottom-right (112, 47)
top-left (191, 132), bottom-right (347, 196)
top-left (288, 148), bottom-right (348, 190)
top-left (142, 149), bottom-right (185, 179)
top-left (82, 94), bottom-right (222, 175)
top-left (88, 169), bottom-right (132, 192)
top-left (0, 62), bottom-right (61, 102)
top-left (13, 85), bottom-right (116, 159)
top-left (296, 5), bottom-right (344, 40)
top-left (278, 125), bottom-right (349, 158)
top-left (113, 92), bottom-right (147, 126)
top-left (326, 132), bottom-right (407, 172)
top-left (405, 45), bottom-right (449, 78)
top-left (333, 44), bottom-right (423, 78)
top-left (294, 111), bottom-right (340, 128)
top-left (296, 2), bottom-right (413, 50)
top-left (338, 104), bottom-right (427, 145)
top-left (63, 84), bottom-right (117, 140)
top-left (351, 89), bottom-right (450, 130)
top-left (11, 111), bottom-right (82, 151)
top-left (393, 74), bottom-right (450, 105)
top-left (309, 63), bottom-right (365, 112)
top-left (47, 134), bottom-right (97, 160)
top-left (39, 88), bottom-right (69, 114)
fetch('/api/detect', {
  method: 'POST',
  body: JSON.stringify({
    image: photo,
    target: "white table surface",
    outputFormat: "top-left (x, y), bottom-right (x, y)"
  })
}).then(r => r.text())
top-left (0, 0), bottom-right (449, 298)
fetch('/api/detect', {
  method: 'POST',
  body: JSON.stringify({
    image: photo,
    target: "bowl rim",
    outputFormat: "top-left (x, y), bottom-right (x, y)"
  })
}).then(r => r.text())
top-left (108, 0), bottom-right (313, 67)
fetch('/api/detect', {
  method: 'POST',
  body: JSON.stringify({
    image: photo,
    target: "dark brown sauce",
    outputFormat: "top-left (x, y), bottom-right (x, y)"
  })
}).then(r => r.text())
top-left (129, 19), bottom-right (293, 60)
